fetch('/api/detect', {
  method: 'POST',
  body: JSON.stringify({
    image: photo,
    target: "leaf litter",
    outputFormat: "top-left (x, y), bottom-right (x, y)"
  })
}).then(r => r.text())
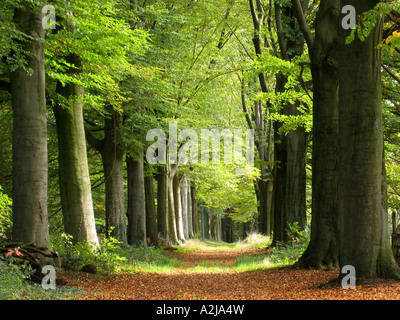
top-left (60, 242), bottom-right (400, 300)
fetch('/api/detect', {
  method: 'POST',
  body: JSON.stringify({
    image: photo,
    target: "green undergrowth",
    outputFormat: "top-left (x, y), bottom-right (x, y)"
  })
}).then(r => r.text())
top-left (0, 259), bottom-right (82, 300)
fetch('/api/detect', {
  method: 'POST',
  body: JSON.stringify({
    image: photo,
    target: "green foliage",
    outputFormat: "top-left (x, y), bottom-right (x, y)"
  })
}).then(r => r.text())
top-left (124, 245), bottom-right (178, 272)
top-left (269, 223), bottom-right (310, 266)
top-left (45, 0), bottom-right (150, 111)
top-left (0, 259), bottom-right (81, 300)
top-left (52, 233), bottom-right (127, 273)
top-left (0, 186), bottom-right (12, 241)
top-left (345, 1), bottom-right (400, 44)
top-left (51, 233), bottom-right (179, 273)
top-left (0, 259), bottom-right (33, 299)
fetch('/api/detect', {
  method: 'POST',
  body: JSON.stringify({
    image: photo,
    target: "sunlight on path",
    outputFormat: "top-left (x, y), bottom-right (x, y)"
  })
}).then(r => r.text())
top-left (62, 239), bottom-right (400, 300)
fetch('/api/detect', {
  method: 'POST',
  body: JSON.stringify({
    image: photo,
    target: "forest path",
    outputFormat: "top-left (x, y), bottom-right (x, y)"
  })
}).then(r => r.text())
top-left (61, 240), bottom-right (400, 300)
top-left (162, 239), bottom-right (266, 268)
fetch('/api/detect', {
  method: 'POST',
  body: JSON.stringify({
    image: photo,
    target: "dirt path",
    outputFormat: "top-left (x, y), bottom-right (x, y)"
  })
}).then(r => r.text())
top-left (61, 242), bottom-right (400, 300)
top-left (163, 244), bottom-right (266, 268)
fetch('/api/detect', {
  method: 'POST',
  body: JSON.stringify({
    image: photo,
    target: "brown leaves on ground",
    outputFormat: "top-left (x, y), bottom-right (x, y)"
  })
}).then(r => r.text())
top-left (61, 244), bottom-right (400, 300)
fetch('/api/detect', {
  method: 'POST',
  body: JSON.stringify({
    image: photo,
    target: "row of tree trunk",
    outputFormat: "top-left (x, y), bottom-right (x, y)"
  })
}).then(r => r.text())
top-left (248, 0), bottom-right (308, 243)
top-left (248, 0), bottom-right (400, 280)
top-left (155, 166), bottom-right (200, 245)
top-left (9, 2), bottom-right (201, 250)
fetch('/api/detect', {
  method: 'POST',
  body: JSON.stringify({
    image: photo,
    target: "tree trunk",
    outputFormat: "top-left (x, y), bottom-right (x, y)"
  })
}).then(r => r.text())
top-left (144, 168), bottom-right (158, 246)
top-left (126, 153), bottom-right (146, 246)
top-left (54, 50), bottom-right (98, 246)
top-left (252, 0), bottom-right (308, 244)
top-left (187, 183), bottom-right (194, 239)
top-left (173, 173), bottom-right (185, 242)
top-left (338, 0), bottom-right (400, 279)
top-left (102, 108), bottom-right (126, 243)
top-left (167, 164), bottom-right (179, 244)
top-left (11, 4), bottom-right (50, 248)
top-left (285, 123), bottom-right (308, 229)
top-left (296, 0), bottom-right (340, 268)
top-left (156, 165), bottom-right (169, 242)
top-left (85, 107), bottom-right (127, 243)
top-left (272, 111), bottom-right (287, 243)
top-left (181, 177), bottom-right (189, 239)
top-left (191, 184), bottom-right (199, 236)
top-left (274, 1), bottom-right (309, 243)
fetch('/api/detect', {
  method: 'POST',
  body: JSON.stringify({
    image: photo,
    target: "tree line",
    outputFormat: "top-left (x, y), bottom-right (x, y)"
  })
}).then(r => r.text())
top-left (1, 0), bottom-right (400, 281)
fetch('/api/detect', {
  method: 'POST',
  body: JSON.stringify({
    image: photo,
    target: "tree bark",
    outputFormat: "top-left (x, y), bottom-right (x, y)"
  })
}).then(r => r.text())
top-left (181, 177), bottom-right (189, 239)
top-left (11, 4), bottom-right (50, 248)
top-left (173, 173), bottom-right (185, 242)
top-left (187, 182), bottom-right (194, 239)
top-left (250, 0), bottom-right (309, 244)
top-left (102, 108), bottom-right (126, 243)
top-left (338, 0), bottom-right (400, 279)
top-left (144, 168), bottom-right (158, 246)
top-left (156, 165), bottom-right (169, 242)
top-left (54, 76), bottom-right (99, 245)
top-left (274, 1), bottom-right (309, 244)
top-left (191, 184), bottom-right (199, 236)
top-left (295, 0), bottom-right (340, 268)
top-left (126, 153), bottom-right (146, 246)
top-left (167, 164), bottom-right (179, 244)
top-left (85, 107), bottom-right (127, 243)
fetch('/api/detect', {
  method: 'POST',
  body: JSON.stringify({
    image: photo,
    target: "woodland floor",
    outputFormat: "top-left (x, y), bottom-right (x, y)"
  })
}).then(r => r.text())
top-left (60, 240), bottom-right (400, 300)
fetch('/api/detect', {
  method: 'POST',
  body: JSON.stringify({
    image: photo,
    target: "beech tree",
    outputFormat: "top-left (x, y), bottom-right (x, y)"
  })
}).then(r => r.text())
top-left (10, 2), bottom-right (50, 248)
top-left (292, 0), bottom-right (340, 268)
top-left (53, 17), bottom-right (99, 246)
top-left (338, 0), bottom-right (400, 279)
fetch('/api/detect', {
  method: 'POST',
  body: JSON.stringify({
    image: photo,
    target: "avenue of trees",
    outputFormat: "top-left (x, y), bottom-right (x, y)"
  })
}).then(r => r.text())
top-left (1, 0), bottom-right (400, 281)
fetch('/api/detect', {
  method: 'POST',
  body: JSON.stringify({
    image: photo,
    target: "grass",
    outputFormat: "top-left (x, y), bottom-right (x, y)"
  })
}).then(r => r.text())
top-left (0, 260), bottom-right (83, 300)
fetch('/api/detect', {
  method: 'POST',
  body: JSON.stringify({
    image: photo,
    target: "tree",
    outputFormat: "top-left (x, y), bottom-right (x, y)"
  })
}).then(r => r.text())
top-left (249, 0), bottom-right (309, 242)
top-left (338, 0), bottom-right (400, 279)
top-left (292, 0), bottom-right (340, 268)
top-left (53, 16), bottom-right (99, 246)
top-left (85, 106), bottom-right (127, 243)
top-left (144, 164), bottom-right (158, 246)
top-left (127, 152), bottom-right (147, 246)
top-left (10, 2), bottom-right (50, 249)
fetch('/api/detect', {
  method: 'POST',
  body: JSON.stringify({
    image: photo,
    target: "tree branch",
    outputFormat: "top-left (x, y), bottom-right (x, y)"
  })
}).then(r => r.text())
top-left (382, 63), bottom-right (400, 85)
top-left (291, 0), bottom-right (314, 51)
top-left (84, 125), bottom-right (104, 153)
top-left (275, 2), bottom-right (289, 60)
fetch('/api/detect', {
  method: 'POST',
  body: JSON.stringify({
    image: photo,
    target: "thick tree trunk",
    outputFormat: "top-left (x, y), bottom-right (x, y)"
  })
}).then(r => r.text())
top-left (156, 165), bottom-right (169, 242)
top-left (167, 164), bottom-right (179, 244)
top-left (54, 51), bottom-right (98, 246)
top-left (187, 182), bottom-right (194, 239)
top-left (271, 1), bottom-right (309, 244)
top-left (85, 108), bottom-right (126, 243)
top-left (11, 4), bottom-right (50, 248)
top-left (102, 108), bottom-right (126, 243)
top-left (285, 124), bottom-right (308, 229)
top-left (144, 168), bottom-right (158, 246)
top-left (173, 174), bottom-right (185, 242)
top-left (181, 177), bottom-right (189, 239)
top-left (296, 0), bottom-right (340, 268)
top-left (191, 184), bottom-right (199, 236)
top-left (126, 153), bottom-right (146, 246)
top-left (338, 0), bottom-right (400, 279)
top-left (272, 113), bottom-right (287, 243)
top-left (258, 179), bottom-right (273, 236)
